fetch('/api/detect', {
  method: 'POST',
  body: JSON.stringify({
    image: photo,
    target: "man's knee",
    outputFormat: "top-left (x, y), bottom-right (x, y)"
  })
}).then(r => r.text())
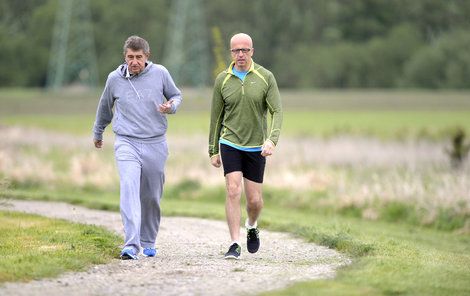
top-left (247, 194), bottom-right (263, 210)
top-left (226, 183), bottom-right (242, 200)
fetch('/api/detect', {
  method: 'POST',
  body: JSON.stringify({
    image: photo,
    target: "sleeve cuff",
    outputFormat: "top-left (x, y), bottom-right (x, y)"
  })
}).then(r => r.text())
top-left (94, 133), bottom-right (103, 141)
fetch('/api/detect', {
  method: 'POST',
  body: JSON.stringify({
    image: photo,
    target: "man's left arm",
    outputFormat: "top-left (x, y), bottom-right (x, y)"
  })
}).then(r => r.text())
top-left (265, 73), bottom-right (283, 148)
top-left (162, 67), bottom-right (182, 114)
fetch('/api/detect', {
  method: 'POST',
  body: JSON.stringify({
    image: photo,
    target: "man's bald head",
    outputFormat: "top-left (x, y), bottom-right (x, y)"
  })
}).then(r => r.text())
top-left (230, 33), bottom-right (254, 71)
top-left (230, 33), bottom-right (253, 48)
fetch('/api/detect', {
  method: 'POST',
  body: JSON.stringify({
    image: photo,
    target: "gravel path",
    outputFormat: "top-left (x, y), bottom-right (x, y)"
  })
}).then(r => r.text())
top-left (0, 200), bottom-right (351, 296)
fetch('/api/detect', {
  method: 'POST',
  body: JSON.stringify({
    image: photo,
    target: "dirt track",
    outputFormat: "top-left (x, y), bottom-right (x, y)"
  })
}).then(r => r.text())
top-left (0, 199), bottom-right (350, 296)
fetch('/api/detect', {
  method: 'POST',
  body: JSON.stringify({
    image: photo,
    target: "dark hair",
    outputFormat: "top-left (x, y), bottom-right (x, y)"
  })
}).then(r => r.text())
top-left (123, 35), bottom-right (150, 55)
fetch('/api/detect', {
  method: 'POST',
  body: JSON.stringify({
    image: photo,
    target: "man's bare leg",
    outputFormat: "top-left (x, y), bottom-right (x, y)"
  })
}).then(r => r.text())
top-left (244, 178), bottom-right (263, 253)
top-left (244, 178), bottom-right (263, 226)
top-left (225, 171), bottom-right (243, 242)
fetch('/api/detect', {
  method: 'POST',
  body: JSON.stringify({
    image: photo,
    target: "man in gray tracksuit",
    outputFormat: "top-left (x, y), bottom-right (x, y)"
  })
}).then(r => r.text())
top-left (93, 35), bottom-right (182, 260)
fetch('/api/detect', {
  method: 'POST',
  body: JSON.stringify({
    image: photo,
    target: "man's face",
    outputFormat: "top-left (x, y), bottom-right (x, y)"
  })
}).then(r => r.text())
top-left (125, 49), bottom-right (148, 75)
top-left (230, 37), bottom-right (253, 71)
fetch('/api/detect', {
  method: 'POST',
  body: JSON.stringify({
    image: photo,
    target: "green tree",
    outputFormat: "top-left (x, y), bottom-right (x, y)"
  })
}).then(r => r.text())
top-left (1, 0), bottom-right (470, 88)
top-left (404, 30), bottom-right (470, 88)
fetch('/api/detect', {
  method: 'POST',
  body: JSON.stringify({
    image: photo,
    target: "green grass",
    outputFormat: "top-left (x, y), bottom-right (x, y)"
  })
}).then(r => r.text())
top-left (3, 110), bottom-right (470, 139)
top-left (2, 185), bottom-right (470, 295)
top-left (1, 114), bottom-right (97, 135)
top-left (1, 88), bottom-right (470, 139)
top-left (0, 210), bottom-right (121, 283)
top-left (1, 187), bottom-right (120, 213)
top-left (258, 209), bottom-right (470, 296)
top-left (282, 110), bottom-right (470, 139)
top-left (1, 88), bottom-right (470, 114)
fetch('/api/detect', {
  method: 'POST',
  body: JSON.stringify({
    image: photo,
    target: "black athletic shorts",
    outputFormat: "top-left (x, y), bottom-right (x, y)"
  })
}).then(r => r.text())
top-left (220, 143), bottom-right (266, 183)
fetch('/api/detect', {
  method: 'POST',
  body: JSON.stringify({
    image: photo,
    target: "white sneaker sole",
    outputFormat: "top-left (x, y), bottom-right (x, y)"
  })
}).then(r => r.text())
top-left (224, 255), bottom-right (240, 260)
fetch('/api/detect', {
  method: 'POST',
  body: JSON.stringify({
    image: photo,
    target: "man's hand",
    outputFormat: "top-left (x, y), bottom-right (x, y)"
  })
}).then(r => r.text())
top-left (210, 155), bottom-right (221, 168)
top-left (261, 140), bottom-right (275, 157)
top-left (94, 139), bottom-right (103, 148)
top-left (158, 99), bottom-right (174, 114)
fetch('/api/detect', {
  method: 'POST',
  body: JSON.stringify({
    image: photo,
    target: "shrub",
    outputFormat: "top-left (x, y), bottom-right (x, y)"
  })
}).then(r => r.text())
top-left (404, 30), bottom-right (470, 88)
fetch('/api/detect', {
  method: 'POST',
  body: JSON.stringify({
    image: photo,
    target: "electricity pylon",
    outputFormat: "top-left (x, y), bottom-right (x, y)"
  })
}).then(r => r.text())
top-left (47, 0), bottom-right (98, 89)
top-left (211, 26), bottom-right (228, 80)
top-left (163, 0), bottom-right (210, 87)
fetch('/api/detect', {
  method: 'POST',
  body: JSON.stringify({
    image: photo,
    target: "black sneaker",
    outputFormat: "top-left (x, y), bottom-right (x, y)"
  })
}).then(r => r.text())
top-left (247, 228), bottom-right (260, 253)
top-left (224, 243), bottom-right (241, 260)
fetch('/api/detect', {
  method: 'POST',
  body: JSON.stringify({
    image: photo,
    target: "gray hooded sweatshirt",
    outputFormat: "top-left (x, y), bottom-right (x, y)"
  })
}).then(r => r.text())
top-left (93, 62), bottom-right (182, 141)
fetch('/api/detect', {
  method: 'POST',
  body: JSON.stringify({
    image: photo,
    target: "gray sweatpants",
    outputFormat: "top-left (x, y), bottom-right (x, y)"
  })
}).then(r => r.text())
top-left (114, 135), bottom-right (168, 252)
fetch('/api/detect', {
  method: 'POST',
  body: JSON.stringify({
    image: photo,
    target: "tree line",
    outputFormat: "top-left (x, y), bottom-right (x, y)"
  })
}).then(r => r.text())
top-left (1, 0), bottom-right (470, 88)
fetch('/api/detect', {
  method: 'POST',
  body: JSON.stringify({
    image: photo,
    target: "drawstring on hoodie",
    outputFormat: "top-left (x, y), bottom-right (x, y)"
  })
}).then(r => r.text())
top-left (125, 65), bottom-right (142, 100)
top-left (127, 78), bottom-right (141, 100)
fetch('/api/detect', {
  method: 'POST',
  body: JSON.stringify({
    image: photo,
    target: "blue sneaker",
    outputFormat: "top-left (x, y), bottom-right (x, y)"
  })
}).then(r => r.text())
top-left (143, 247), bottom-right (157, 257)
top-left (120, 247), bottom-right (138, 260)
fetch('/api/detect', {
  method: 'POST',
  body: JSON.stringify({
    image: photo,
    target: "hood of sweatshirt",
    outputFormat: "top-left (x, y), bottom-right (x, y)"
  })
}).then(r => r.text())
top-left (117, 61), bottom-right (154, 78)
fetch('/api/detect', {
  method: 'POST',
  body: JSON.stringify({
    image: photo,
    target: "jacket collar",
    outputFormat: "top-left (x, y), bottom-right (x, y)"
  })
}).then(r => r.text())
top-left (227, 60), bottom-right (255, 74)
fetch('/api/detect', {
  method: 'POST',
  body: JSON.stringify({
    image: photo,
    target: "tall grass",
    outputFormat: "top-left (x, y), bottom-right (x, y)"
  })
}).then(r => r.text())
top-left (1, 88), bottom-right (469, 231)
top-left (1, 125), bottom-right (468, 231)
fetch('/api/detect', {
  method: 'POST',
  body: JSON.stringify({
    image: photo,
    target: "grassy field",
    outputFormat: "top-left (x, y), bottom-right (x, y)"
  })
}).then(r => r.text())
top-left (0, 88), bottom-right (470, 295)
top-left (0, 210), bottom-right (121, 282)
top-left (2, 88), bottom-right (470, 113)
top-left (2, 88), bottom-right (470, 139)
top-left (3, 110), bottom-right (470, 140)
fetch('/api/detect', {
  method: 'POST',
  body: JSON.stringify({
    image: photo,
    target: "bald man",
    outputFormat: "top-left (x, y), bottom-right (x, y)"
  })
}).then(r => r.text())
top-left (208, 33), bottom-right (283, 259)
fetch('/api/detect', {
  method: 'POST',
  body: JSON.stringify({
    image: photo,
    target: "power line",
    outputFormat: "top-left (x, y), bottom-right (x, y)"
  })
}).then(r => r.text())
top-left (163, 0), bottom-right (210, 87)
top-left (47, 0), bottom-right (98, 89)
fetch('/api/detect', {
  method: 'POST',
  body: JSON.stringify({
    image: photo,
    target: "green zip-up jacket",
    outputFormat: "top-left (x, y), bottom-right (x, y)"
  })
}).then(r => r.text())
top-left (208, 61), bottom-right (283, 157)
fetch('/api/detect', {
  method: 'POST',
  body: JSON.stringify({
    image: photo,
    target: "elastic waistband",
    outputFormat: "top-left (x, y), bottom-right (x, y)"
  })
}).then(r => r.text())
top-left (219, 138), bottom-right (262, 152)
top-left (116, 134), bottom-right (166, 144)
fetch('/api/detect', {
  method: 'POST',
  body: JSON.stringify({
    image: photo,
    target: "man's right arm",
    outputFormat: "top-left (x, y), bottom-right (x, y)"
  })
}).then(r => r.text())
top-left (92, 78), bottom-right (114, 146)
top-left (208, 75), bottom-right (224, 158)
